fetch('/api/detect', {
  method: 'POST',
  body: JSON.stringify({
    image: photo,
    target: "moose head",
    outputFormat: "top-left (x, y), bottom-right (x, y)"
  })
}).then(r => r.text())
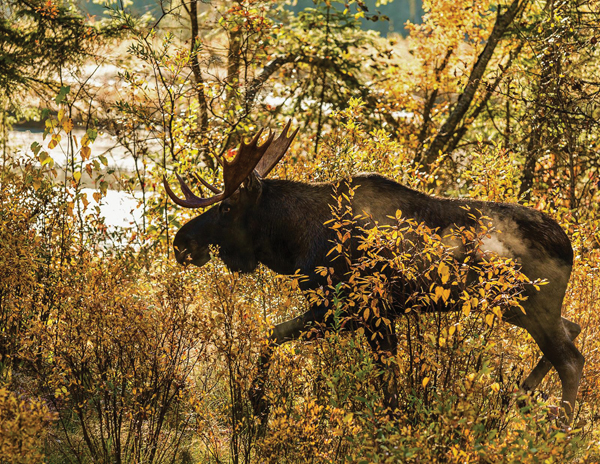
top-left (164, 121), bottom-right (298, 273)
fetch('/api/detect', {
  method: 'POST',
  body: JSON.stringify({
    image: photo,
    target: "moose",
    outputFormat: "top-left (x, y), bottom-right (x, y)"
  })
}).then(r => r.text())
top-left (164, 121), bottom-right (584, 423)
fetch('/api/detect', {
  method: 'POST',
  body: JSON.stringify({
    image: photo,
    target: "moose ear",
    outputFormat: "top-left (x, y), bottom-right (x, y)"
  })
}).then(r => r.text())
top-left (243, 170), bottom-right (263, 199)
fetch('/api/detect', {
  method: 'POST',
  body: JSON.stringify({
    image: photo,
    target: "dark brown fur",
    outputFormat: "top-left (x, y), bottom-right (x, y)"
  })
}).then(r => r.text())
top-left (172, 173), bottom-right (583, 423)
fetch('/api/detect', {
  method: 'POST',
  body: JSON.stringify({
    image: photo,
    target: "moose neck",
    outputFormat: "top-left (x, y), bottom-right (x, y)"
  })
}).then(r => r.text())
top-left (250, 179), bottom-right (333, 278)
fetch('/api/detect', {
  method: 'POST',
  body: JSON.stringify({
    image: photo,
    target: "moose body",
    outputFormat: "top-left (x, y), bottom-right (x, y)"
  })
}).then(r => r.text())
top-left (165, 124), bottom-right (584, 422)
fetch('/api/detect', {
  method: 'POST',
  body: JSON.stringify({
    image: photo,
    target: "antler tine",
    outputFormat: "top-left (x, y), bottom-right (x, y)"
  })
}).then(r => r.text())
top-left (163, 174), bottom-right (224, 209)
top-left (176, 173), bottom-right (201, 201)
top-left (222, 128), bottom-right (275, 196)
top-left (255, 120), bottom-right (298, 178)
top-left (193, 172), bottom-right (221, 194)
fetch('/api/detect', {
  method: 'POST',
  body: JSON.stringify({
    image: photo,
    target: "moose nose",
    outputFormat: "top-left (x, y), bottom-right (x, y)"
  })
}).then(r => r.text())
top-left (174, 250), bottom-right (185, 265)
top-left (173, 235), bottom-right (195, 265)
top-left (173, 238), bottom-right (211, 267)
top-left (174, 244), bottom-right (190, 265)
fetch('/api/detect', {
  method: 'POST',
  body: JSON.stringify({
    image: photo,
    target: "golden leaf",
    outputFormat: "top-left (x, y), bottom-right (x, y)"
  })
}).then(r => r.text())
top-left (438, 262), bottom-right (450, 284)
top-left (62, 118), bottom-right (74, 133)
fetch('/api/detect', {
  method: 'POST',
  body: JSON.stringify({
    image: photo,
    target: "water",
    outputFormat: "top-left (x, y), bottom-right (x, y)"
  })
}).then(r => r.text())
top-left (82, 188), bottom-right (143, 230)
top-left (9, 125), bottom-right (140, 172)
top-left (9, 125), bottom-right (144, 230)
top-left (79, 0), bottom-right (423, 37)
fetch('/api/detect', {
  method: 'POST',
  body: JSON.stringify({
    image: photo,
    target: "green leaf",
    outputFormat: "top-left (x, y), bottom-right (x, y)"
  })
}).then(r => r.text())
top-left (100, 180), bottom-right (108, 194)
top-left (39, 151), bottom-right (53, 166)
top-left (86, 128), bottom-right (98, 142)
top-left (31, 141), bottom-right (41, 156)
top-left (55, 85), bottom-right (71, 105)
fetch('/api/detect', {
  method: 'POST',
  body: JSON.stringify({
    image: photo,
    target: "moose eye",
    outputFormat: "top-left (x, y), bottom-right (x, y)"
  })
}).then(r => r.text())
top-left (221, 204), bottom-right (231, 214)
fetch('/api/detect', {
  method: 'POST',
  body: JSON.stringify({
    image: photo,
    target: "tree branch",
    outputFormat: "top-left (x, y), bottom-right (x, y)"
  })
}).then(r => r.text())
top-left (445, 43), bottom-right (522, 154)
top-left (421, 0), bottom-right (526, 169)
top-left (416, 47), bottom-right (454, 151)
top-left (244, 54), bottom-right (399, 130)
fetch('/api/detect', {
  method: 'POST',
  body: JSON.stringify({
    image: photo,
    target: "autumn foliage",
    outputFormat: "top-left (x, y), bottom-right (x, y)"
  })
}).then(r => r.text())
top-left (1, 0), bottom-right (600, 462)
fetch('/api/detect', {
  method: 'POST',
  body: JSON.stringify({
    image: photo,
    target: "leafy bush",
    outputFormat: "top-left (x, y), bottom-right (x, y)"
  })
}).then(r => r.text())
top-left (2, 0), bottom-right (600, 461)
top-left (0, 387), bottom-right (54, 464)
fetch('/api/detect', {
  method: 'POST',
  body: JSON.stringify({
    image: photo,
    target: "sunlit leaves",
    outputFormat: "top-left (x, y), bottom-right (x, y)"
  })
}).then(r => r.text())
top-left (0, 389), bottom-right (55, 464)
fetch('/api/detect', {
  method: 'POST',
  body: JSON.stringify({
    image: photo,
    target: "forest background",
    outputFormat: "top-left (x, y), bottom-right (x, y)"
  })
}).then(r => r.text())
top-left (1, 0), bottom-right (599, 462)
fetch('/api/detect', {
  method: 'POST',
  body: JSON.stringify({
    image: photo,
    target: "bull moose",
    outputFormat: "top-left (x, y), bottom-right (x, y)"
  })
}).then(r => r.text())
top-left (164, 121), bottom-right (584, 423)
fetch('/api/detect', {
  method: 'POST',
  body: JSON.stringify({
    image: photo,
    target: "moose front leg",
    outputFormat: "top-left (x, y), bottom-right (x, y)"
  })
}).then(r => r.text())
top-left (249, 304), bottom-right (331, 424)
top-left (366, 321), bottom-right (400, 415)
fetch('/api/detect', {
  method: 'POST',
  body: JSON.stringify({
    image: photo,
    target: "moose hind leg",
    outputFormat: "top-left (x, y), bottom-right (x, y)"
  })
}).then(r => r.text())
top-left (520, 318), bottom-right (581, 394)
top-left (524, 320), bottom-right (584, 423)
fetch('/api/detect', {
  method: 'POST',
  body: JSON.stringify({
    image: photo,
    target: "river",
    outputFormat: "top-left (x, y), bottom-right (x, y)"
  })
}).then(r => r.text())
top-left (9, 125), bottom-right (143, 230)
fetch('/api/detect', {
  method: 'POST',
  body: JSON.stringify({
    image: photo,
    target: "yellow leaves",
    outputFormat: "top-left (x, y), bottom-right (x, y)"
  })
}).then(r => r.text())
top-left (35, 0), bottom-right (59, 19)
top-left (438, 261), bottom-right (450, 284)
top-left (48, 134), bottom-right (61, 150)
top-left (38, 151), bottom-right (53, 168)
top-left (81, 193), bottom-right (90, 209)
top-left (290, 278), bottom-right (299, 291)
top-left (0, 388), bottom-right (54, 463)
top-left (81, 146), bottom-right (91, 160)
top-left (62, 118), bottom-right (74, 133)
top-left (54, 386), bottom-right (68, 398)
top-left (422, 377), bottom-right (430, 388)
top-left (462, 301), bottom-right (471, 316)
top-left (433, 285), bottom-right (451, 303)
top-left (44, 117), bottom-right (58, 131)
top-left (491, 306), bottom-right (502, 320)
top-left (327, 243), bottom-right (343, 256)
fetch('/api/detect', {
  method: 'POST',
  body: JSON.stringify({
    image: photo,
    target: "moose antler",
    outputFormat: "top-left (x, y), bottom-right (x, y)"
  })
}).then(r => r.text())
top-left (164, 121), bottom-right (297, 209)
top-left (255, 119), bottom-right (299, 177)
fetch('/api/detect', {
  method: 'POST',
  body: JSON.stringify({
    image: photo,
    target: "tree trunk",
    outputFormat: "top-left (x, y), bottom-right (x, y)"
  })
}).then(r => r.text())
top-left (187, 0), bottom-right (209, 134)
top-left (421, 0), bottom-right (525, 170)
